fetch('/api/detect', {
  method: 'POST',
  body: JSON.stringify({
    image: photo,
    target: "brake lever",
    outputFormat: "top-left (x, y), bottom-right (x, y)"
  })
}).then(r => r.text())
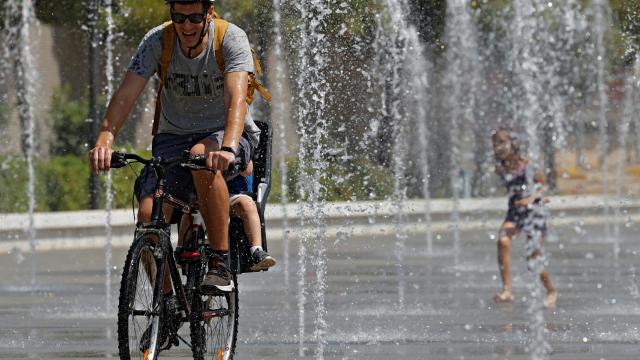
top-left (110, 152), bottom-right (127, 168)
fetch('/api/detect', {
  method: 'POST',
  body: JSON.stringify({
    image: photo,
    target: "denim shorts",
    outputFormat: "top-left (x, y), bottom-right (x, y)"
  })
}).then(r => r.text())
top-left (134, 131), bottom-right (253, 203)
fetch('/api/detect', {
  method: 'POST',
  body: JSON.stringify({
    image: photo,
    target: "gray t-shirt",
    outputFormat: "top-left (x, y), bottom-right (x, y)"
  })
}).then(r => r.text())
top-left (128, 21), bottom-right (261, 146)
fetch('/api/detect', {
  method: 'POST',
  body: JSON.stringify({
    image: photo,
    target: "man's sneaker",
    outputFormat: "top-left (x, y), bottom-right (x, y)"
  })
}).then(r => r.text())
top-left (202, 260), bottom-right (234, 294)
top-left (250, 249), bottom-right (276, 271)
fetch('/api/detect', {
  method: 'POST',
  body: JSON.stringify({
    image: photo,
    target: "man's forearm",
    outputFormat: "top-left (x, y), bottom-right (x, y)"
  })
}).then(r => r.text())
top-left (97, 89), bottom-right (135, 143)
top-left (95, 71), bottom-right (148, 146)
top-left (222, 98), bottom-right (246, 151)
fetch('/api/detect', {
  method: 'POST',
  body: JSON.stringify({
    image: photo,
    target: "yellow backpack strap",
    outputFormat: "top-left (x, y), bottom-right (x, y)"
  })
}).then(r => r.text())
top-left (246, 49), bottom-right (271, 104)
top-left (213, 18), bottom-right (229, 75)
top-left (152, 21), bottom-right (176, 135)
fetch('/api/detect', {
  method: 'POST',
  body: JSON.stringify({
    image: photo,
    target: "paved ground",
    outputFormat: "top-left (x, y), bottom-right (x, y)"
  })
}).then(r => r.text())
top-left (0, 219), bottom-right (639, 359)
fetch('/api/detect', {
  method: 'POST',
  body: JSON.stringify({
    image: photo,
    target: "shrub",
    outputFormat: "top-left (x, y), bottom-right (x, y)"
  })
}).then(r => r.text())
top-left (38, 155), bottom-right (89, 211)
top-left (0, 157), bottom-right (29, 212)
top-left (0, 151), bottom-right (149, 213)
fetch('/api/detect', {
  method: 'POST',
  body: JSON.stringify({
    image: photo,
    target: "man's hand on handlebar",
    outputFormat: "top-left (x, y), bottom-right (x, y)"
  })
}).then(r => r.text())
top-left (89, 131), bottom-right (115, 175)
top-left (207, 149), bottom-right (236, 172)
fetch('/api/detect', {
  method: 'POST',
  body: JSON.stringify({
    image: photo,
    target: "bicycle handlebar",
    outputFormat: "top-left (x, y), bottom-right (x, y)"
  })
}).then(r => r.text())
top-left (110, 151), bottom-right (237, 175)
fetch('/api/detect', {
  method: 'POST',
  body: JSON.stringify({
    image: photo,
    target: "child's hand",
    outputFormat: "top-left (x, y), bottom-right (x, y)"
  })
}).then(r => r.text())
top-left (515, 196), bottom-right (546, 208)
top-left (515, 197), bottom-right (533, 208)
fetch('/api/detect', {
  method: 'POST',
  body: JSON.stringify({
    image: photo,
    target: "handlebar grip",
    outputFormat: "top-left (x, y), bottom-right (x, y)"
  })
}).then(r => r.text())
top-left (185, 154), bottom-right (239, 178)
top-left (110, 152), bottom-right (127, 169)
top-left (189, 154), bottom-right (207, 167)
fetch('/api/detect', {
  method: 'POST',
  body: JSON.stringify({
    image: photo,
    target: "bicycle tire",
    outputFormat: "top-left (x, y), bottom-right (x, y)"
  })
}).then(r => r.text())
top-left (189, 272), bottom-right (239, 360)
top-left (117, 235), bottom-right (164, 360)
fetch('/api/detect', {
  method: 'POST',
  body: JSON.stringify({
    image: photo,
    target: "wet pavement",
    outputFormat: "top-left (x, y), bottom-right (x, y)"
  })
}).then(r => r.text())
top-left (1, 220), bottom-right (639, 359)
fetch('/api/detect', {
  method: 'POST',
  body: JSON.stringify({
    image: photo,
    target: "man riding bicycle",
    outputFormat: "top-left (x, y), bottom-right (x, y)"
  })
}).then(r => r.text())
top-left (89, 0), bottom-right (273, 294)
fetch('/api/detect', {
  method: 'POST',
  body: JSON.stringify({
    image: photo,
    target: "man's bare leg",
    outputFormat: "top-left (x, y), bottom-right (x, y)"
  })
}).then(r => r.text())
top-left (190, 140), bottom-right (233, 291)
top-left (495, 222), bottom-right (517, 302)
top-left (190, 140), bottom-right (229, 252)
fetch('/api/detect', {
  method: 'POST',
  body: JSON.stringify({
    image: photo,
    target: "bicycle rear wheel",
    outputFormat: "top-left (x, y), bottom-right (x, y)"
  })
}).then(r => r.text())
top-left (190, 275), bottom-right (239, 360)
top-left (118, 235), bottom-right (164, 360)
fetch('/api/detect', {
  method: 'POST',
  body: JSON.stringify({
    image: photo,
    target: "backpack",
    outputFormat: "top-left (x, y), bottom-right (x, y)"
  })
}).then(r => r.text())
top-left (152, 16), bottom-right (271, 135)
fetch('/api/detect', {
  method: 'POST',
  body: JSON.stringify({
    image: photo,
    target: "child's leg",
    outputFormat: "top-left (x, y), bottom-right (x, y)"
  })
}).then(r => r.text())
top-left (538, 234), bottom-right (557, 308)
top-left (231, 196), bottom-right (262, 248)
top-left (525, 233), bottom-right (557, 308)
top-left (230, 195), bottom-right (276, 270)
top-left (495, 221), bottom-right (518, 302)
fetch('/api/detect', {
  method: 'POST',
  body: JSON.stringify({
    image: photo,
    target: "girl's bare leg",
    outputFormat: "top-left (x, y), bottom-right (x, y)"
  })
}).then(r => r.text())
top-left (540, 271), bottom-right (557, 308)
top-left (495, 222), bottom-right (518, 302)
top-left (535, 234), bottom-right (557, 308)
top-left (526, 234), bottom-right (557, 308)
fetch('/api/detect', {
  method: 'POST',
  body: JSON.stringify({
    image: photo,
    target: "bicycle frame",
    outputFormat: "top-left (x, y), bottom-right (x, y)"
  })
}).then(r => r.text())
top-left (131, 154), bottom-right (214, 322)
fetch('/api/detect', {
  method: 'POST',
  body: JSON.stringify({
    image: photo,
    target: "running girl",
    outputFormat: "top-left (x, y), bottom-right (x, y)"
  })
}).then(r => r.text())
top-left (492, 129), bottom-right (557, 308)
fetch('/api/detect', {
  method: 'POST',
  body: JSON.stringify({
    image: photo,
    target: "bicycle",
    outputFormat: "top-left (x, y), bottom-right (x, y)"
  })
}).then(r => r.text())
top-left (112, 121), bottom-right (273, 360)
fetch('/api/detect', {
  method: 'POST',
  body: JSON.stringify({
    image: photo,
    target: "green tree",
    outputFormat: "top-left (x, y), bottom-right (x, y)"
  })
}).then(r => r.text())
top-left (35, 0), bottom-right (87, 26)
top-left (113, 0), bottom-right (258, 45)
top-left (610, 0), bottom-right (640, 63)
top-left (114, 0), bottom-right (168, 44)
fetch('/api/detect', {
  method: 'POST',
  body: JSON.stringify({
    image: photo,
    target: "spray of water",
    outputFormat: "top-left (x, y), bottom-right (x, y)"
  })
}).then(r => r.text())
top-left (590, 0), bottom-right (613, 243)
top-left (289, 0), bottom-right (331, 356)
top-left (376, 0), bottom-right (433, 308)
top-left (271, 0), bottom-right (291, 292)
top-left (614, 55), bottom-right (639, 256)
top-left (385, 0), bottom-right (410, 308)
top-left (509, 1), bottom-right (552, 358)
top-left (6, 0), bottom-right (39, 288)
top-left (443, 0), bottom-right (481, 265)
top-left (291, 0), bottom-right (311, 352)
top-left (104, 0), bottom-right (116, 312)
top-left (406, 39), bottom-right (433, 255)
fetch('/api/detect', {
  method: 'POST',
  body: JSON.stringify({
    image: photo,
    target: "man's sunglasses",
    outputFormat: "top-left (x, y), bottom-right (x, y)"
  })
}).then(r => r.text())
top-left (171, 12), bottom-right (206, 24)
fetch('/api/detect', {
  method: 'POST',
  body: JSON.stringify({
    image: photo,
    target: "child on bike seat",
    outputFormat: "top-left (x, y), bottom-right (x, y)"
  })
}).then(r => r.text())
top-left (227, 160), bottom-right (276, 271)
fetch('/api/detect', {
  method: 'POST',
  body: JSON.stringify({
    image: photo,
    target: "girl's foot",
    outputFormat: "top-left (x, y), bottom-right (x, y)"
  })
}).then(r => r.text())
top-left (494, 290), bottom-right (514, 303)
top-left (544, 290), bottom-right (557, 309)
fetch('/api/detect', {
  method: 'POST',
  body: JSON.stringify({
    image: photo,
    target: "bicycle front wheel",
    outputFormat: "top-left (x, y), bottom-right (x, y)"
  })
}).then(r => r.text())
top-left (190, 276), bottom-right (239, 360)
top-left (117, 235), bottom-right (164, 360)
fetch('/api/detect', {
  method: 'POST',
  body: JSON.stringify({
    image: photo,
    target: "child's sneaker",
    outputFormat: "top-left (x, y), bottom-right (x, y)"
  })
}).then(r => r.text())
top-left (250, 249), bottom-right (276, 271)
